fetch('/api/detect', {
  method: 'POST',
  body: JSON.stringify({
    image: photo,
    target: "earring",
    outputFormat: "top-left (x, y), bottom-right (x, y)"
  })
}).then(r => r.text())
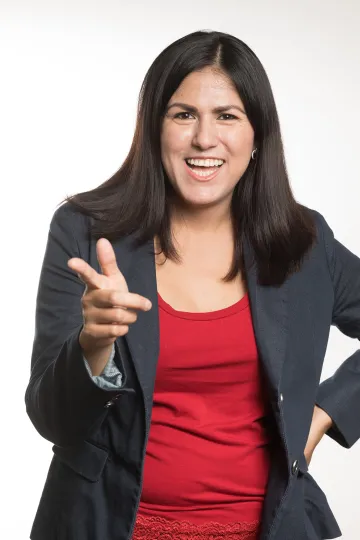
top-left (251, 148), bottom-right (258, 160)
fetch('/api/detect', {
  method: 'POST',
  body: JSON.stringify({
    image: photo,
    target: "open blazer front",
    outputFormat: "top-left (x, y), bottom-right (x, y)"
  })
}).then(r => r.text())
top-left (26, 203), bottom-right (360, 540)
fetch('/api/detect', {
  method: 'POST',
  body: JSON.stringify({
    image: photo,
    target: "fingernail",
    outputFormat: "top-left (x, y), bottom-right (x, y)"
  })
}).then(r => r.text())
top-left (145, 301), bottom-right (152, 310)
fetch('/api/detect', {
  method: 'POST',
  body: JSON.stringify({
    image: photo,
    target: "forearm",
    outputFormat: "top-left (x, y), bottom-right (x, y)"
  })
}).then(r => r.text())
top-left (312, 405), bottom-right (333, 434)
top-left (26, 327), bottom-right (124, 446)
top-left (315, 349), bottom-right (360, 448)
top-left (304, 405), bottom-right (334, 465)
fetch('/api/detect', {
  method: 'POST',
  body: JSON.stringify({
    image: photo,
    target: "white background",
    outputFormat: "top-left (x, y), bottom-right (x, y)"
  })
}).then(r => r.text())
top-left (1, 0), bottom-right (359, 538)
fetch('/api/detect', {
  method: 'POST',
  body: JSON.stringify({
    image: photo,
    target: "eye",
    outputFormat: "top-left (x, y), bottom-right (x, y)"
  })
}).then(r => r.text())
top-left (173, 112), bottom-right (238, 120)
top-left (173, 112), bottom-right (194, 120)
top-left (219, 113), bottom-right (238, 120)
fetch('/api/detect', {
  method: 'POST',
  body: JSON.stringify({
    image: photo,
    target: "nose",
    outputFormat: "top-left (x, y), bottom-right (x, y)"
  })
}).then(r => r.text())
top-left (191, 117), bottom-right (219, 149)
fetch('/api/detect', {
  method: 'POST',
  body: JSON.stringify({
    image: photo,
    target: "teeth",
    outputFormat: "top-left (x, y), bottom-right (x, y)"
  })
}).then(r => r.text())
top-left (191, 168), bottom-right (218, 177)
top-left (186, 158), bottom-right (224, 167)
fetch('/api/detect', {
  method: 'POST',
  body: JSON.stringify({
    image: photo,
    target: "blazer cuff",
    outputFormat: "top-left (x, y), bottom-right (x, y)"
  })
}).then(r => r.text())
top-left (315, 352), bottom-right (360, 449)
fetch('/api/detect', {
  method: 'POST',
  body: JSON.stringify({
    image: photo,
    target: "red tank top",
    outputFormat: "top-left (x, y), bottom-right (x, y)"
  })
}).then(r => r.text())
top-left (132, 291), bottom-right (273, 538)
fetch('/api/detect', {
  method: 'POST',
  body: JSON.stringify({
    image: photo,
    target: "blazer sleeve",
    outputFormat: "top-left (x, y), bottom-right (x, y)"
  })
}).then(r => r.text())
top-left (25, 203), bottom-right (132, 447)
top-left (315, 212), bottom-right (360, 448)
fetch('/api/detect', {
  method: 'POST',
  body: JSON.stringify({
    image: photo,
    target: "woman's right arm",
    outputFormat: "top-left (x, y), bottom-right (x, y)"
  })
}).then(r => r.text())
top-left (25, 204), bottom-right (130, 447)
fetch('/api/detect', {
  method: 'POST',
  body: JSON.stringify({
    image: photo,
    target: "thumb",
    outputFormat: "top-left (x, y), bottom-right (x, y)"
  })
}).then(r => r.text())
top-left (97, 238), bottom-right (126, 284)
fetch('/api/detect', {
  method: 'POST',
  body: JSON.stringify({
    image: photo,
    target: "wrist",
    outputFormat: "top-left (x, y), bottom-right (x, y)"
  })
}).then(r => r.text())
top-left (79, 332), bottom-right (114, 376)
top-left (313, 405), bottom-right (333, 433)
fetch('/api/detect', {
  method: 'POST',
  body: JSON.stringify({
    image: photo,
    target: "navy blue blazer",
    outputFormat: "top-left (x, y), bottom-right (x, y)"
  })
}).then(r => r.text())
top-left (25, 202), bottom-right (360, 539)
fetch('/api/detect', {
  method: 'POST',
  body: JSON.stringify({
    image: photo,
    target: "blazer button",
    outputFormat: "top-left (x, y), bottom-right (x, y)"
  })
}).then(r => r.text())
top-left (104, 394), bottom-right (122, 408)
top-left (104, 400), bottom-right (115, 408)
top-left (291, 459), bottom-right (299, 475)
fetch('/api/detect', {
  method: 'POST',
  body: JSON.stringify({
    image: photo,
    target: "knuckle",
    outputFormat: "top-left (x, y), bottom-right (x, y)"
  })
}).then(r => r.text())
top-left (118, 309), bottom-right (136, 324)
top-left (140, 297), bottom-right (150, 311)
top-left (82, 290), bottom-right (94, 307)
top-left (112, 324), bottom-right (128, 337)
top-left (116, 309), bottom-right (127, 322)
top-left (119, 325), bottom-right (129, 335)
top-left (93, 326), bottom-right (103, 339)
top-left (82, 303), bottom-right (93, 320)
top-left (109, 291), bottom-right (119, 305)
top-left (91, 289), bottom-right (102, 302)
top-left (110, 325), bottom-right (119, 337)
top-left (84, 323), bottom-right (96, 338)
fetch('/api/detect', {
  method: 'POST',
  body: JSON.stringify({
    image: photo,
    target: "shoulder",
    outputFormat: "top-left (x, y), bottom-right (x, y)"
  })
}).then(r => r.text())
top-left (50, 201), bottom-right (92, 238)
top-left (47, 202), bottom-right (96, 261)
top-left (296, 205), bottom-right (337, 281)
top-left (302, 204), bottom-right (330, 231)
top-left (302, 204), bottom-right (335, 247)
top-left (52, 201), bottom-right (90, 224)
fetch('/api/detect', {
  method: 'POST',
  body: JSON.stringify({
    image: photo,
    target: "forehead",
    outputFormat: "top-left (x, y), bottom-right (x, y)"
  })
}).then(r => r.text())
top-left (169, 68), bottom-right (243, 107)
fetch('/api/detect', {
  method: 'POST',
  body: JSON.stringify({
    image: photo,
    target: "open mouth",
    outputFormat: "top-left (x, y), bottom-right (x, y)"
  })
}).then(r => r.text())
top-left (184, 159), bottom-right (224, 180)
top-left (185, 159), bottom-right (225, 170)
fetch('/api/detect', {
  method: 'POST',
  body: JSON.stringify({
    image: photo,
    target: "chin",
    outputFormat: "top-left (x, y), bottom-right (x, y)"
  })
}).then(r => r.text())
top-left (178, 192), bottom-right (225, 208)
top-left (168, 178), bottom-right (231, 208)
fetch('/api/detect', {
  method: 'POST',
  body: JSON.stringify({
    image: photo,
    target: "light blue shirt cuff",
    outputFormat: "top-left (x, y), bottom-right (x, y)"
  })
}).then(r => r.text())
top-left (83, 343), bottom-right (123, 389)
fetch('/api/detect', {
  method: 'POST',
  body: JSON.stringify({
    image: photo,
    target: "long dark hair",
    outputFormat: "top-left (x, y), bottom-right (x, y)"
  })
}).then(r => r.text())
top-left (61, 30), bottom-right (317, 287)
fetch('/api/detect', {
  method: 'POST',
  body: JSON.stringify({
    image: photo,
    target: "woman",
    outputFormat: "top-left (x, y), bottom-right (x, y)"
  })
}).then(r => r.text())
top-left (25, 30), bottom-right (360, 539)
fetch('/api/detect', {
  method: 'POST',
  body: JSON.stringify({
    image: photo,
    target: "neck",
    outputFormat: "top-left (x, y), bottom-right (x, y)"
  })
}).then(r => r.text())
top-left (170, 198), bottom-right (233, 237)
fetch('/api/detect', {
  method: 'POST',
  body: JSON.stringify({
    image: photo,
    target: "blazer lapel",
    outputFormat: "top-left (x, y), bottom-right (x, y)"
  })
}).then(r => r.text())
top-left (243, 235), bottom-right (290, 399)
top-left (117, 238), bottom-right (160, 420)
top-left (116, 235), bottom-right (289, 417)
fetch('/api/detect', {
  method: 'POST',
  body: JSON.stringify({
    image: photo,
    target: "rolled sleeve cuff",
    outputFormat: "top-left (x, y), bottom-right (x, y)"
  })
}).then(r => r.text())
top-left (83, 344), bottom-right (123, 389)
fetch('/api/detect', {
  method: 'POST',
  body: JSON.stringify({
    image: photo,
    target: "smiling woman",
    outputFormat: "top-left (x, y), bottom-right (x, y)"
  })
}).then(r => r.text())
top-left (58, 29), bottom-right (317, 288)
top-left (160, 67), bottom-right (255, 205)
top-left (26, 29), bottom-right (358, 540)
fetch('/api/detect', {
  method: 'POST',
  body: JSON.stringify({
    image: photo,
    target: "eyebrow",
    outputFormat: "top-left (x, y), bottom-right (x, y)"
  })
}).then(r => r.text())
top-left (165, 102), bottom-right (246, 115)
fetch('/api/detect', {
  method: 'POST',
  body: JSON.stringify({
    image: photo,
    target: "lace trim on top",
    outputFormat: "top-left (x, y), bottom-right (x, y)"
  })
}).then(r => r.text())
top-left (132, 514), bottom-right (261, 539)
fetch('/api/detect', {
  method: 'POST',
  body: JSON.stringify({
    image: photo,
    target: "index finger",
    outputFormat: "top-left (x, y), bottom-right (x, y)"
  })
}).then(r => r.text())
top-left (97, 238), bottom-right (123, 279)
top-left (67, 257), bottom-right (105, 290)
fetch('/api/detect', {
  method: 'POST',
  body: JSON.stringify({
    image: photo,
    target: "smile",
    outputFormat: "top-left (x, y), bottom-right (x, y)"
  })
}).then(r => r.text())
top-left (184, 161), bottom-right (223, 182)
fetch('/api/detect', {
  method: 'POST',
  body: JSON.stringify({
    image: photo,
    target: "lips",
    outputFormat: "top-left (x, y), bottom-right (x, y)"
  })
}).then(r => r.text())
top-left (184, 160), bottom-right (224, 175)
top-left (184, 160), bottom-right (223, 182)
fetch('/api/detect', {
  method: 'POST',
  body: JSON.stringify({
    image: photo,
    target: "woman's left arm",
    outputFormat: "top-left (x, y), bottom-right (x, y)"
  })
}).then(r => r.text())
top-left (304, 405), bottom-right (333, 465)
top-left (311, 211), bottom-right (360, 452)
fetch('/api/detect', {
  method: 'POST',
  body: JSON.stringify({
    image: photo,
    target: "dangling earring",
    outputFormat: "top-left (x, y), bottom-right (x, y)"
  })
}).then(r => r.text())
top-left (251, 148), bottom-right (258, 160)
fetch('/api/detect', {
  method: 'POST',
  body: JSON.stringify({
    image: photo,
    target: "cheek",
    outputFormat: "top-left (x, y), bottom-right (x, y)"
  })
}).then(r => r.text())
top-left (223, 124), bottom-right (254, 152)
top-left (229, 133), bottom-right (254, 152)
top-left (161, 126), bottom-right (193, 155)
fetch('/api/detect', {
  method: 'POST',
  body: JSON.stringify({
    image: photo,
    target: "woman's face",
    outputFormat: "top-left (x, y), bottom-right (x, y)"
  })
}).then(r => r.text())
top-left (160, 67), bottom-right (255, 210)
